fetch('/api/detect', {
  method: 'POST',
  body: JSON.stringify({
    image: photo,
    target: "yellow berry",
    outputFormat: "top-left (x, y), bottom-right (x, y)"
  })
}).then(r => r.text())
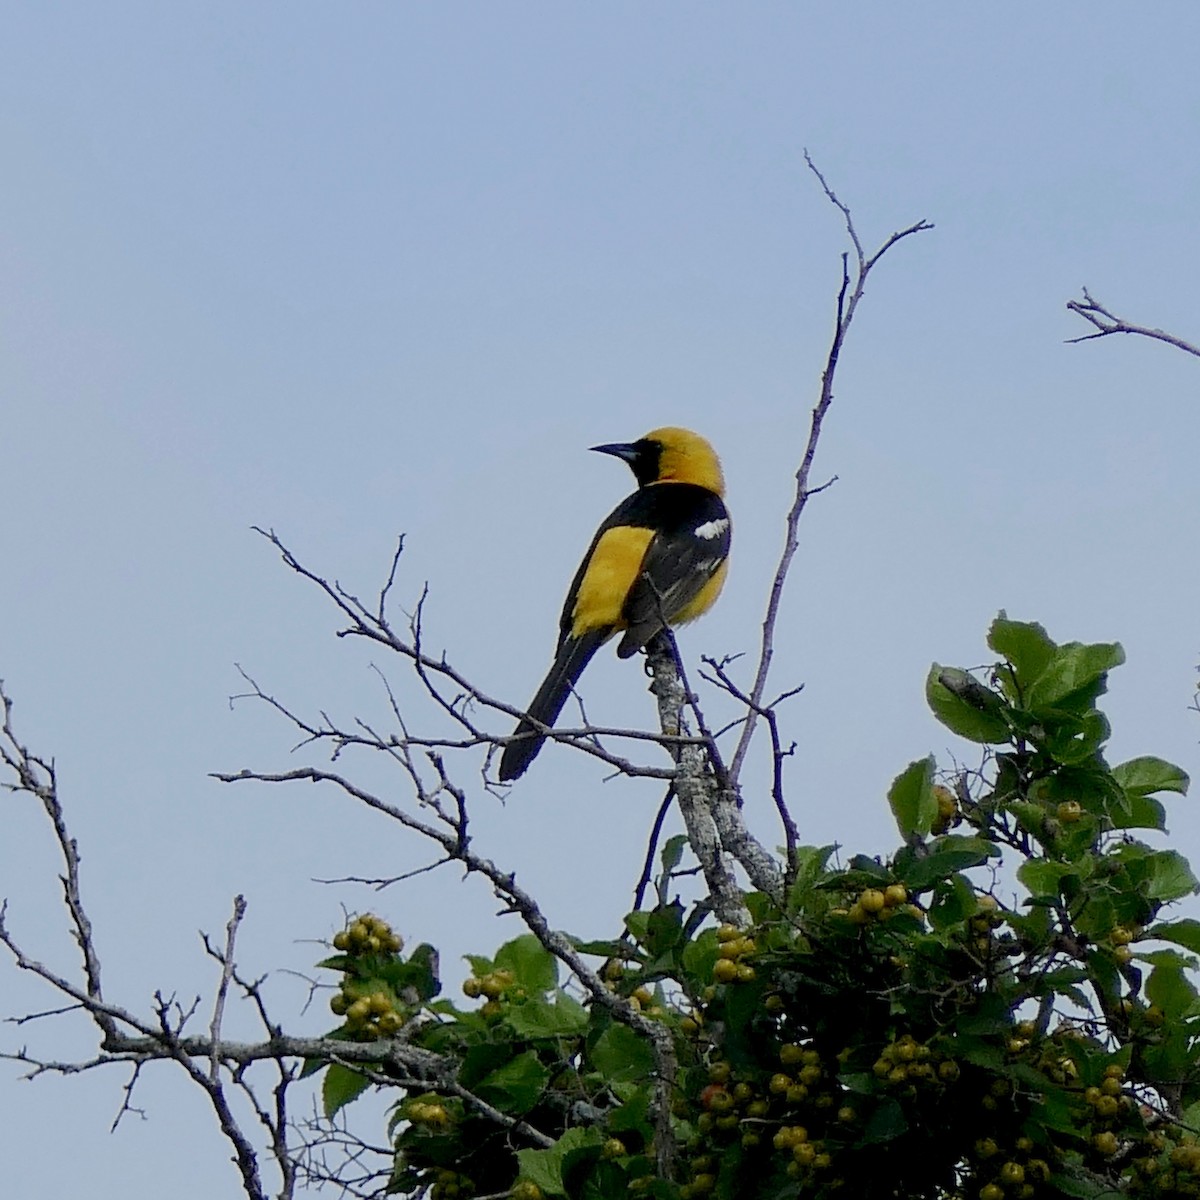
top-left (713, 958), bottom-right (739, 984)
top-left (707, 1061), bottom-right (732, 1084)
top-left (860, 889), bottom-right (886, 914)
top-left (999, 1162), bottom-right (1025, 1186)
top-left (792, 1141), bottom-right (815, 1166)
top-left (773, 1127), bottom-right (797, 1150)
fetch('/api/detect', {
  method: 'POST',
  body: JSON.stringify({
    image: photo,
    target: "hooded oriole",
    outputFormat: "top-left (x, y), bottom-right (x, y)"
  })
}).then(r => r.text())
top-left (498, 426), bottom-right (730, 781)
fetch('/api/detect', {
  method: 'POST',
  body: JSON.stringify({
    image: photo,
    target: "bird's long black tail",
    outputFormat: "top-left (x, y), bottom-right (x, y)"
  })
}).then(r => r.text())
top-left (499, 629), bottom-right (608, 781)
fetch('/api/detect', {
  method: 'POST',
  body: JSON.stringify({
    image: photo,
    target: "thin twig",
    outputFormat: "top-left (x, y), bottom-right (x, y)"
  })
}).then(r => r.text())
top-left (208, 895), bottom-right (247, 1084)
top-left (1066, 287), bottom-right (1200, 357)
top-left (727, 156), bottom-right (932, 787)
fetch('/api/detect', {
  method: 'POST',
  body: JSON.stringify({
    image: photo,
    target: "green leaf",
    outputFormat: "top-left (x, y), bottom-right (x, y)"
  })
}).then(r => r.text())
top-left (495, 934), bottom-right (558, 994)
top-left (1113, 756), bottom-right (1190, 798)
top-left (460, 1043), bottom-right (512, 1088)
top-left (1182, 1099), bottom-right (1200, 1132)
top-left (477, 1050), bottom-right (550, 1114)
top-left (786, 844), bottom-right (837, 913)
top-left (1039, 709), bottom-right (1110, 765)
top-left (589, 1022), bottom-right (655, 1085)
top-left (861, 1097), bottom-right (908, 1144)
top-left (1025, 640), bottom-right (1125, 710)
top-left (927, 873), bottom-right (975, 931)
top-left (569, 937), bottom-right (636, 961)
top-left (1144, 850), bottom-right (1200, 903)
top-left (1018, 860), bottom-right (1073, 902)
top-left (681, 928), bottom-right (720, 986)
top-left (517, 1127), bottom-right (604, 1198)
top-left (624, 912), bottom-right (651, 944)
top-left (988, 615), bottom-right (1056, 692)
top-left (888, 756), bottom-right (937, 839)
top-left (463, 954), bottom-right (494, 978)
top-left (659, 834), bottom-right (687, 877)
top-left (607, 1088), bottom-right (652, 1136)
top-left (1150, 920), bottom-right (1200, 955)
top-left (506, 994), bottom-right (589, 1039)
top-left (395, 943), bottom-right (441, 1001)
top-left (1146, 951), bottom-right (1200, 1017)
top-left (641, 902), bottom-right (686, 959)
top-left (900, 837), bottom-right (998, 891)
top-left (957, 991), bottom-right (1016, 1036)
top-left (322, 1063), bottom-right (371, 1119)
top-left (1110, 791), bottom-right (1167, 832)
top-left (926, 665), bottom-right (1010, 744)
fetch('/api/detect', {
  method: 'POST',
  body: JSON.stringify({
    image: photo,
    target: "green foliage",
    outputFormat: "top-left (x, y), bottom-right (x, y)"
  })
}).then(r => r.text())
top-left (313, 616), bottom-right (1200, 1199)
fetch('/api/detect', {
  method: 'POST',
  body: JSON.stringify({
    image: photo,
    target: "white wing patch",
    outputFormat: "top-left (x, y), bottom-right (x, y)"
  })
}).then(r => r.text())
top-left (693, 517), bottom-right (730, 541)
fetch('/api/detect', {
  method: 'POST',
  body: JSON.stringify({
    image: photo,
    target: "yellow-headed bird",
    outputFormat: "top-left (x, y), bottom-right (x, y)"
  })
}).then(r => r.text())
top-left (499, 427), bottom-right (730, 781)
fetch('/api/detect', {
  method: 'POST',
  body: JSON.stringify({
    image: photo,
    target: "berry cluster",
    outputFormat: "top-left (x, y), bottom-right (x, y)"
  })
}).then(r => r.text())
top-left (328, 913), bottom-right (407, 1039)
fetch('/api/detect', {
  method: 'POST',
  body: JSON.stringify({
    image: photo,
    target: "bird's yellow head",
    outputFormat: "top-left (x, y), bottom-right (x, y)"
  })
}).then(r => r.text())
top-left (590, 426), bottom-right (725, 495)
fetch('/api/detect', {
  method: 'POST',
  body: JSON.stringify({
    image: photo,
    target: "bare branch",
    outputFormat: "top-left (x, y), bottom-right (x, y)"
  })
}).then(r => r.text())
top-left (0, 684), bottom-right (111, 1035)
top-left (213, 762), bottom-right (682, 1178)
top-left (727, 157), bottom-right (932, 787)
top-left (208, 895), bottom-right (248, 1083)
top-left (1066, 287), bottom-right (1200, 357)
top-left (702, 656), bottom-right (800, 889)
top-left (632, 786), bottom-right (676, 914)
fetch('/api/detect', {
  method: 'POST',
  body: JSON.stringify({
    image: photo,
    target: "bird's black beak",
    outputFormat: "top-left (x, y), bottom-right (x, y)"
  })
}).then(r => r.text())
top-left (589, 441), bottom-right (641, 464)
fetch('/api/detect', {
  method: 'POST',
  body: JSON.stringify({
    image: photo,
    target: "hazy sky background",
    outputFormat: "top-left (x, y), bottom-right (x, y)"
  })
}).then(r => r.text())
top-left (4, 4), bottom-right (1200, 1194)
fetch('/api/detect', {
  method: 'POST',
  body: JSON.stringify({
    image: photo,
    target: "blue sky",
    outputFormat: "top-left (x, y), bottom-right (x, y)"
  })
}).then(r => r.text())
top-left (4, 4), bottom-right (1200, 1194)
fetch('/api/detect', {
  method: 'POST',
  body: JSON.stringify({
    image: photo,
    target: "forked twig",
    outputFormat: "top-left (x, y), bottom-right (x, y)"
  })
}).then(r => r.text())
top-left (727, 155), bottom-right (933, 787)
top-left (1066, 287), bottom-right (1200, 357)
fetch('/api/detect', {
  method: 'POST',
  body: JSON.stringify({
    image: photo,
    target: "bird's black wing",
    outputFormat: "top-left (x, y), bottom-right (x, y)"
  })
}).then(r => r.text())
top-left (617, 486), bottom-right (730, 656)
